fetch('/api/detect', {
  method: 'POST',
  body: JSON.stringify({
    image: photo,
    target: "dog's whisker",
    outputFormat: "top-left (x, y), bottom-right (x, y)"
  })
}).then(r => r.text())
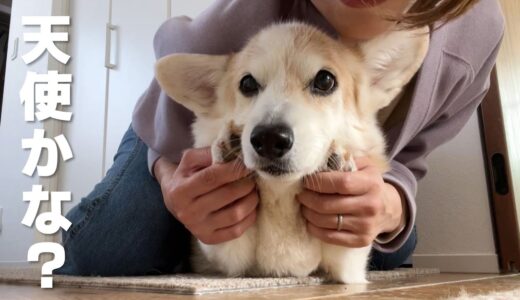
top-left (232, 158), bottom-right (241, 174)
top-left (309, 172), bottom-right (318, 191)
top-left (314, 173), bottom-right (324, 192)
top-left (221, 146), bottom-right (242, 161)
top-left (307, 172), bottom-right (315, 190)
top-left (317, 173), bottom-right (324, 192)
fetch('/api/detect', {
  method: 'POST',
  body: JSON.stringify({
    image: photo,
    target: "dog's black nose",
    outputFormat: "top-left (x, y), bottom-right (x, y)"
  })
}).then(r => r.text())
top-left (250, 124), bottom-right (294, 159)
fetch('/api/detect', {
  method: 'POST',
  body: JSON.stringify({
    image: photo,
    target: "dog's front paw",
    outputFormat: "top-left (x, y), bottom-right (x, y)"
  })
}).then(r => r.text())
top-left (212, 121), bottom-right (243, 163)
top-left (323, 151), bottom-right (357, 173)
top-left (340, 275), bottom-right (370, 285)
top-left (325, 152), bottom-right (344, 171)
top-left (329, 267), bottom-right (370, 284)
top-left (321, 244), bottom-right (371, 285)
top-left (212, 139), bottom-right (233, 163)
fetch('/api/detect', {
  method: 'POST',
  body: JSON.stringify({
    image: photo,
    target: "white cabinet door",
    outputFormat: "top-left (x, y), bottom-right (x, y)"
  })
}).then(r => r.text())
top-left (103, 0), bottom-right (214, 172)
top-left (62, 1), bottom-right (212, 207)
top-left (60, 0), bottom-right (110, 209)
top-left (61, 0), bottom-right (169, 209)
top-left (104, 0), bottom-right (170, 171)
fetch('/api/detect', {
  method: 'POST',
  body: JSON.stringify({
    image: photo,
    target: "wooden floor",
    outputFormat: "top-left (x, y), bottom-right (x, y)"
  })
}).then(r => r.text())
top-left (1, 273), bottom-right (519, 299)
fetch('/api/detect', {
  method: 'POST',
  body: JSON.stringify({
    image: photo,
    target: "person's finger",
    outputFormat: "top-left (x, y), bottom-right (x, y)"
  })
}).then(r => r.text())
top-left (191, 177), bottom-right (256, 215)
top-left (300, 206), bottom-right (370, 232)
top-left (352, 156), bottom-right (373, 170)
top-left (297, 189), bottom-right (366, 215)
top-left (177, 147), bottom-right (213, 176)
top-left (306, 222), bottom-right (372, 248)
top-left (203, 209), bottom-right (257, 244)
top-left (303, 170), bottom-right (373, 195)
top-left (181, 160), bottom-right (252, 197)
top-left (208, 190), bottom-right (259, 229)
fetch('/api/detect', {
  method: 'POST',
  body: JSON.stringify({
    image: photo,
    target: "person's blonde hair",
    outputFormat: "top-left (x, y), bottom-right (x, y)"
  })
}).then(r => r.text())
top-left (399, 0), bottom-right (478, 28)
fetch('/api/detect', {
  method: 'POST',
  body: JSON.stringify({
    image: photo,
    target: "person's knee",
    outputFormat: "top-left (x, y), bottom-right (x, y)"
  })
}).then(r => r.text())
top-left (58, 210), bottom-right (186, 276)
top-left (55, 125), bottom-right (193, 276)
top-left (56, 172), bottom-right (191, 275)
top-left (369, 226), bottom-right (418, 271)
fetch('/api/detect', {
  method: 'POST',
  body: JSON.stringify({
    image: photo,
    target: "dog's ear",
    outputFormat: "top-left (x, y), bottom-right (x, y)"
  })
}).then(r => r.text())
top-left (359, 26), bottom-right (429, 113)
top-left (155, 54), bottom-right (229, 116)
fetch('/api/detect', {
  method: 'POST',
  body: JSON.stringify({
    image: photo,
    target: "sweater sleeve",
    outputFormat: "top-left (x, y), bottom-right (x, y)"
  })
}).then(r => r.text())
top-left (131, 0), bottom-right (281, 177)
top-left (372, 31), bottom-right (504, 253)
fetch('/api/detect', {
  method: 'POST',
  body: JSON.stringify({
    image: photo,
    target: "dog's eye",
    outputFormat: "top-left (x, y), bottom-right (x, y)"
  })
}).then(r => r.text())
top-left (239, 74), bottom-right (260, 97)
top-left (311, 70), bottom-right (337, 96)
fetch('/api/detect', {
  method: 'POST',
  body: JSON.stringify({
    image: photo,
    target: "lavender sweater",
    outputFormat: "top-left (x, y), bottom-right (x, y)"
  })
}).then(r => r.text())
top-left (132, 0), bottom-right (504, 253)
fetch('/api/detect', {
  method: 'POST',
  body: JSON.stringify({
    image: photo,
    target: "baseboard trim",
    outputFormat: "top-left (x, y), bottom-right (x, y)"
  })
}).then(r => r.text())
top-left (0, 261), bottom-right (31, 267)
top-left (412, 254), bottom-right (500, 273)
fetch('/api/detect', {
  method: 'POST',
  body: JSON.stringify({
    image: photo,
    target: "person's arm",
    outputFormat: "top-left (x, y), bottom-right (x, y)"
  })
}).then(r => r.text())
top-left (374, 182), bottom-right (408, 244)
top-left (372, 31), bottom-right (504, 253)
top-left (153, 155), bottom-right (179, 183)
top-left (148, 147), bottom-right (162, 178)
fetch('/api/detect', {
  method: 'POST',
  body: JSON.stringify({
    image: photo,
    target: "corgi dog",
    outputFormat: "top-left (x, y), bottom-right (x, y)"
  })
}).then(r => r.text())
top-left (155, 22), bottom-right (428, 284)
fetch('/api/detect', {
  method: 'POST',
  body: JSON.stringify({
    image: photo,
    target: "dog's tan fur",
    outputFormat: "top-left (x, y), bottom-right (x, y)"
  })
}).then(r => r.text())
top-left (155, 22), bottom-right (429, 283)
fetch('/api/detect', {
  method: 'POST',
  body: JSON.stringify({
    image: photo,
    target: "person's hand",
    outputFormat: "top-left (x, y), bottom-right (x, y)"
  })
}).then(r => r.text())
top-left (296, 156), bottom-right (403, 248)
top-left (154, 147), bottom-right (259, 245)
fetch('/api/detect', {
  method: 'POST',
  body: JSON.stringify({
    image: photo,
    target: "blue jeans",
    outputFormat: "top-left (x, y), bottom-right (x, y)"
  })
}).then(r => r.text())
top-left (56, 125), bottom-right (417, 276)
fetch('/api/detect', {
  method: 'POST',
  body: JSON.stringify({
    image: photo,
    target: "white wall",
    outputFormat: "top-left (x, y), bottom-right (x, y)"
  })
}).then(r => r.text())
top-left (0, 0), bottom-right (53, 264)
top-left (413, 112), bottom-right (499, 273)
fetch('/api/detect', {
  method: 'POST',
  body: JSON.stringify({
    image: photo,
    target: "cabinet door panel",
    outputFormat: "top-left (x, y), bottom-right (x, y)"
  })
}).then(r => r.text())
top-left (104, 0), bottom-right (169, 171)
top-left (60, 0), bottom-right (109, 209)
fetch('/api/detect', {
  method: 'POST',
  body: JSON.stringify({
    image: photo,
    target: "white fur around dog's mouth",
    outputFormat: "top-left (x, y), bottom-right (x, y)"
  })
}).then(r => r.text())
top-left (251, 153), bottom-right (336, 181)
top-left (248, 154), bottom-right (295, 177)
top-left (256, 168), bottom-right (302, 182)
top-left (248, 156), bottom-right (306, 181)
top-left (260, 164), bottom-right (290, 176)
top-left (257, 161), bottom-right (294, 176)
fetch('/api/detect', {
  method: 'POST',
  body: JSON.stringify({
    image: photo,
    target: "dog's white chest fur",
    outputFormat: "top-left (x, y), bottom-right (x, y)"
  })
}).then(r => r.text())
top-left (254, 179), bottom-right (322, 276)
top-left (190, 176), bottom-right (323, 276)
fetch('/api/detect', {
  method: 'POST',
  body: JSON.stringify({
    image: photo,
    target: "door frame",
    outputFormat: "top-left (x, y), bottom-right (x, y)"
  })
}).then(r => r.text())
top-left (478, 67), bottom-right (520, 273)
